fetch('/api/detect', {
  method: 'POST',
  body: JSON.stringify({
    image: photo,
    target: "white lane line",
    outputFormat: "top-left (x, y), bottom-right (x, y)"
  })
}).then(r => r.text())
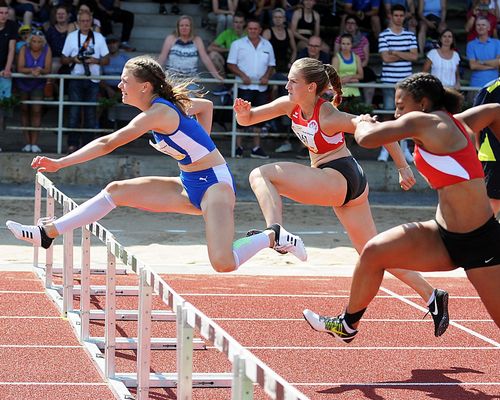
top-left (380, 286), bottom-right (500, 348)
top-left (292, 382), bottom-right (500, 387)
top-left (209, 346), bottom-right (499, 350)
top-left (0, 382), bottom-right (108, 386)
top-left (0, 316), bottom-right (61, 319)
top-left (0, 291), bottom-right (46, 294)
top-left (181, 293), bottom-right (481, 299)
top-left (212, 318), bottom-right (494, 322)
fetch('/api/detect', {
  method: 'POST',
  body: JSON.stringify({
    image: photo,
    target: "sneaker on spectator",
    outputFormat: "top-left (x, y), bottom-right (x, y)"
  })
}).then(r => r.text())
top-left (377, 147), bottom-right (389, 162)
top-left (159, 5), bottom-right (168, 14)
top-left (275, 141), bottom-right (292, 153)
top-left (31, 144), bottom-right (42, 153)
top-left (21, 144), bottom-right (32, 152)
top-left (296, 147), bottom-right (309, 160)
top-left (235, 146), bottom-right (244, 158)
top-left (171, 3), bottom-right (180, 14)
top-left (250, 146), bottom-right (269, 159)
top-left (120, 42), bottom-right (136, 52)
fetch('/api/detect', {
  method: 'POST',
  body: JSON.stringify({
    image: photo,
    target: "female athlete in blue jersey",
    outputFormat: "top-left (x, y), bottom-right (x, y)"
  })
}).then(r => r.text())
top-left (6, 55), bottom-right (307, 271)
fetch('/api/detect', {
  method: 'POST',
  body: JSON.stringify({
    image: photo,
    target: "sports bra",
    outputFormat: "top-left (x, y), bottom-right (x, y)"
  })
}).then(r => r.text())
top-left (290, 98), bottom-right (345, 154)
top-left (413, 113), bottom-right (484, 189)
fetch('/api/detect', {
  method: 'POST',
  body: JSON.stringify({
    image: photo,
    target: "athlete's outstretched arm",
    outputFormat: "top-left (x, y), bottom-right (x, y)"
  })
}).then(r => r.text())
top-left (31, 106), bottom-right (174, 173)
top-left (233, 96), bottom-right (293, 126)
top-left (455, 103), bottom-right (500, 141)
top-left (188, 98), bottom-right (214, 135)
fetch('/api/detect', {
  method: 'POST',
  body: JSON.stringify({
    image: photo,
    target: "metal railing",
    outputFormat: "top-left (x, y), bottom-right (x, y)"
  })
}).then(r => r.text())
top-left (32, 171), bottom-right (309, 400)
top-left (7, 72), bottom-right (482, 156)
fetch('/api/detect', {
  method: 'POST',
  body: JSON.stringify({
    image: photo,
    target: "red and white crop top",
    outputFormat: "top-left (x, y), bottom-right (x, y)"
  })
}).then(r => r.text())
top-left (290, 98), bottom-right (345, 154)
top-left (413, 113), bottom-right (484, 189)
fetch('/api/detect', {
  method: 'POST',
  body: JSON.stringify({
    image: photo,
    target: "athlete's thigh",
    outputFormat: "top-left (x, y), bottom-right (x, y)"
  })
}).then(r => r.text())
top-left (333, 188), bottom-right (377, 254)
top-left (466, 265), bottom-right (500, 328)
top-left (258, 161), bottom-right (348, 206)
top-left (201, 183), bottom-right (236, 256)
top-left (363, 219), bottom-right (456, 272)
top-left (106, 176), bottom-right (201, 215)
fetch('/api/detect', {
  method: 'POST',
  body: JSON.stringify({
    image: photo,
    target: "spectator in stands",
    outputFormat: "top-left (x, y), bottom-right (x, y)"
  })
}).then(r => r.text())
top-left (158, 15), bottom-right (223, 81)
top-left (16, 24), bottom-right (31, 54)
top-left (264, 7), bottom-right (296, 153)
top-left (279, 0), bottom-right (300, 22)
top-left (467, 16), bottom-right (500, 92)
top-left (254, 0), bottom-right (275, 29)
top-left (0, 0), bottom-right (16, 151)
top-left (465, 0), bottom-right (498, 42)
top-left (383, 0), bottom-right (417, 33)
top-left (16, 30), bottom-right (52, 153)
top-left (417, 0), bottom-right (447, 57)
top-left (45, 5), bottom-right (70, 73)
top-left (208, 0), bottom-right (239, 36)
top-left (422, 29), bottom-right (460, 89)
top-left (340, 0), bottom-right (381, 43)
top-left (333, 15), bottom-right (376, 105)
top-left (227, 18), bottom-right (275, 159)
top-left (68, 1), bottom-right (101, 33)
top-left (208, 11), bottom-right (246, 78)
top-left (94, 0), bottom-right (135, 51)
top-left (290, 0), bottom-right (320, 51)
top-left (377, 3), bottom-right (417, 163)
top-left (99, 35), bottom-right (129, 127)
top-left (332, 33), bottom-right (363, 99)
top-left (11, 0), bottom-right (49, 27)
top-left (61, 8), bottom-right (109, 153)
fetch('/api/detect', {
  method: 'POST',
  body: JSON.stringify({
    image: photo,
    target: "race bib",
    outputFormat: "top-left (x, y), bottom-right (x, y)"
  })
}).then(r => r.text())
top-left (291, 120), bottom-right (319, 153)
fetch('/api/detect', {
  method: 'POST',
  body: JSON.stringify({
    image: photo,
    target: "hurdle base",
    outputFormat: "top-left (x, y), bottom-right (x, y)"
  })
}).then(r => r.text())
top-left (115, 372), bottom-right (234, 388)
top-left (88, 336), bottom-right (206, 350)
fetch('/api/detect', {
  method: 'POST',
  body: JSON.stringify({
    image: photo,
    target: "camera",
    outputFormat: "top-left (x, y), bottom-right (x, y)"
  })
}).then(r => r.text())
top-left (77, 46), bottom-right (95, 76)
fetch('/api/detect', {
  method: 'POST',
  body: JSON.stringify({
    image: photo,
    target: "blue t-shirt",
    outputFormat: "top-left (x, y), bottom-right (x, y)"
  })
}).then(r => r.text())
top-left (466, 38), bottom-right (500, 87)
top-left (150, 97), bottom-right (216, 165)
top-left (344, 0), bottom-right (380, 11)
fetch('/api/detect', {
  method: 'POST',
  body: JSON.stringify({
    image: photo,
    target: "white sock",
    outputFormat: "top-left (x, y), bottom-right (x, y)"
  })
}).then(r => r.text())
top-left (53, 190), bottom-right (116, 235)
top-left (426, 290), bottom-right (436, 306)
top-left (232, 232), bottom-right (270, 268)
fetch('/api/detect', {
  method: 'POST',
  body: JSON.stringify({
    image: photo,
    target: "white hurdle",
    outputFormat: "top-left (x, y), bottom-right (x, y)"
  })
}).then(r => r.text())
top-left (31, 172), bottom-right (310, 400)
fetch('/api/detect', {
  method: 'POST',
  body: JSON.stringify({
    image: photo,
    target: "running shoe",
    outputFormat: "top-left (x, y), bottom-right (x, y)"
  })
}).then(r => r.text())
top-left (303, 309), bottom-right (358, 343)
top-left (6, 219), bottom-right (54, 249)
top-left (246, 224), bottom-right (307, 261)
top-left (426, 289), bottom-right (449, 337)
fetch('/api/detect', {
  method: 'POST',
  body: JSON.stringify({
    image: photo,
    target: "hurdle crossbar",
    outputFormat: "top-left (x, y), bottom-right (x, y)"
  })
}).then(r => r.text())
top-left (32, 172), bottom-right (310, 400)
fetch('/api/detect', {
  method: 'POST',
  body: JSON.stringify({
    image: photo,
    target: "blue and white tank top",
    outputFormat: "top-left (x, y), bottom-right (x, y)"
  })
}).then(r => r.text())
top-left (149, 97), bottom-right (216, 165)
top-left (166, 38), bottom-right (199, 76)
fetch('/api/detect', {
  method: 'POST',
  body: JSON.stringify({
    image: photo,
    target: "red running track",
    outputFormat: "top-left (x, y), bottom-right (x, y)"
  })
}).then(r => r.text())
top-left (2, 271), bottom-right (500, 399)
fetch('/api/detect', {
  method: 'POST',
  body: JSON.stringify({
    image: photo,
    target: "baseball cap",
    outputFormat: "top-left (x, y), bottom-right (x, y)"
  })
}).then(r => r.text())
top-left (18, 24), bottom-right (31, 34)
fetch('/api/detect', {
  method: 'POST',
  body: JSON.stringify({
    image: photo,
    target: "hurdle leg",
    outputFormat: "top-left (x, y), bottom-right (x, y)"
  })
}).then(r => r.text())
top-left (105, 240), bottom-right (117, 379)
top-left (231, 355), bottom-right (253, 400)
top-left (44, 190), bottom-right (55, 288)
top-left (62, 199), bottom-right (74, 316)
top-left (177, 305), bottom-right (194, 400)
top-left (137, 269), bottom-right (153, 400)
top-left (80, 226), bottom-right (91, 341)
top-left (33, 175), bottom-right (42, 268)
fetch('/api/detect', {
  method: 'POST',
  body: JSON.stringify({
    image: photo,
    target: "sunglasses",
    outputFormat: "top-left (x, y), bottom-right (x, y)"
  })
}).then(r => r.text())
top-left (31, 30), bottom-right (45, 37)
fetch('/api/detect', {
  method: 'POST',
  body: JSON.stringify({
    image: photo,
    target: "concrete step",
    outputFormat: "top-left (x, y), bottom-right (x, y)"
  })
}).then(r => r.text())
top-left (121, 2), bottom-right (203, 15)
top-left (127, 30), bottom-right (214, 52)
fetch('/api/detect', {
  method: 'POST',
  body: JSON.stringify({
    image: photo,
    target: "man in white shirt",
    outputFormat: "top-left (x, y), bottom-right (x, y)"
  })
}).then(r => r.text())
top-left (61, 9), bottom-right (109, 153)
top-left (228, 19), bottom-right (275, 159)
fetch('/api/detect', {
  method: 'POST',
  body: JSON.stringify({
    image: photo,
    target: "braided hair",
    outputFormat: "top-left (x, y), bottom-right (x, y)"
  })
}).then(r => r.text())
top-left (397, 72), bottom-right (463, 114)
top-left (124, 55), bottom-right (194, 114)
top-left (293, 57), bottom-right (343, 107)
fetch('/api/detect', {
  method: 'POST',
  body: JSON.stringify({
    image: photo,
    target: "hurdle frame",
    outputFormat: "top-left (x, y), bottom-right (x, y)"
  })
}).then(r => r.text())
top-left (31, 172), bottom-right (310, 400)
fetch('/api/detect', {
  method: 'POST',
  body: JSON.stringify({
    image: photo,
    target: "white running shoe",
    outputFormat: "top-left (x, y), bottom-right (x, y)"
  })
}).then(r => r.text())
top-left (6, 220), bottom-right (42, 246)
top-left (275, 142), bottom-right (293, 153)
top-left (269, 223), bottom-right (307, 261)
top-left (21, 144), bottom-right (32, 152)
top-left (31, 144), bottom-right (42, 153)
top-left (303, 309), bottom-right (358, 343)
top-left (377, 147), bottom-right (389, 162)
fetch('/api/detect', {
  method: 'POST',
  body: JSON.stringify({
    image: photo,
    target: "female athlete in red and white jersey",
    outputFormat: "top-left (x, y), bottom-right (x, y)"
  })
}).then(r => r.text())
top-left (304, 72), bottom-right (500, 342)
top-left (234, 57), bottom-right (450, 337)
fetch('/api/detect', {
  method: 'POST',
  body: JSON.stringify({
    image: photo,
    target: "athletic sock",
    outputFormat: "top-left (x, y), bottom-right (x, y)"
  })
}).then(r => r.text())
top-left (344, 308), bottom-right (366, 327)
top-left (53, 190), bottom-right (117, 235)
top-left (39, 226), bottom-right (54, 249)
top-left (426, 289), bottom-right (436, 306)
top-left (232, 232), bottom-right (270, 268)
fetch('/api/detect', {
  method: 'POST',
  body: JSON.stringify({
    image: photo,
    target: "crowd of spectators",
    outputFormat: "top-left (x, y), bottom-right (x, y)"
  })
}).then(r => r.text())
top-left (0, 0), bottom-right (499, 157)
